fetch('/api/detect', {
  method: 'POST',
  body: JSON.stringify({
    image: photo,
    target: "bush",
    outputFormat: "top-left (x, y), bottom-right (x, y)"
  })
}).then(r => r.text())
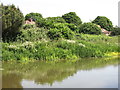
top-left (16, 28), bottom-right (49, 42)
top-left (23, 24), bottom-right (36, 30)
top-left (46, 17), bottom-right (66, 23)
top-left (2, 4), bottom-right (24, 41)
top-left (2, 35), bottom-right (119, 61)
top-left (47, 23), bottom-right (75, 40)
top-left (78, 23), bottom-right (102, 35)
top-left (110, 27), bottom-right (120, 36)
top-left (25, 12), bottom-right (43, 21)
top-left (92, 16), bottom-right (113, 31)
top-left (36, 18), bottom-right (46, 28)
top-left (36, 17), bottom-right (66, 28)
top-left (62, 12), bottom-right (82, 26)
top-left (67, 24), bottom-right (78, 32)
top-left (36, 17), bottom-right (78, 32)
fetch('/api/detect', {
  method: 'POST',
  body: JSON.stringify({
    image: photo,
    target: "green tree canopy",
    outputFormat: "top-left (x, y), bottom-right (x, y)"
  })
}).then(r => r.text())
top-left (92, 16), bottom-right (113, 31)
top-left (25, 12), bottom-right (43, 21)
top-left (2, 4), bottom-right (24, 41)
top-left (78, 23), bottom-right (102, 35)
top-left (62, 12), bottom-right (82, 26)
top-left (110, 26), bottom-right (120, 36)
top-left (46, 17), bottom-right (66, 23)
top-left (47, 23), bottom-right (75, 40)
top-left (36, 16), bottom-right (66, 28)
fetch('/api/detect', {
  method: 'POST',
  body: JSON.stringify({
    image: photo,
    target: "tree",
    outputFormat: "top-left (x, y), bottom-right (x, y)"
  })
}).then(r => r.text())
top-left (78, 23), bottom-right (102, 35)
top-left (110, 26), bottom-right (120, 36)
top-left (62, 12), bottom-right (82, 26)
top-left (2, 4), bottom-right (24, 41)
top-left (92, 16), bottom-right (113, 31)
top-left (47, 23), bottom-right (75, 40)
top-left (36, 16), bottom-right (66, 28)
top-left (25, 12), bottom-right (43, 21)
top-left (46, 17), bottom-right (66, 23)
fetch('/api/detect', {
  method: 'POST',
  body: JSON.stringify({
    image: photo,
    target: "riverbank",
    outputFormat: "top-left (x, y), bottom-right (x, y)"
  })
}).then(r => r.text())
top-left (2, 27), bottom-right (119, 62)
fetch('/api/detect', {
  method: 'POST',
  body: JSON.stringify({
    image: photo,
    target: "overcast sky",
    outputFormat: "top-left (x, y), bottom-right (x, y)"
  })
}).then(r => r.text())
top-left (1, 0), bottom-right (119, 26)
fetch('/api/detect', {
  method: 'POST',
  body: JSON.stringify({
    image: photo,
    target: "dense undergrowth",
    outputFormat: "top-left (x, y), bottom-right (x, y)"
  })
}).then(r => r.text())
top-left (2, 26), bottom-right (119, 61)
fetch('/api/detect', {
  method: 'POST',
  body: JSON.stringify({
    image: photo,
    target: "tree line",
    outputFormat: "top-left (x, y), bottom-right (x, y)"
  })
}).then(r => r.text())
top-left (2, 4), bottom-right (120, 42)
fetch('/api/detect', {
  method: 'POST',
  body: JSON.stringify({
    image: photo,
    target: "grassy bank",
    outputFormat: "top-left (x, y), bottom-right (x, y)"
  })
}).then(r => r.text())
top-left (2, 27), bottom-right (119, 62)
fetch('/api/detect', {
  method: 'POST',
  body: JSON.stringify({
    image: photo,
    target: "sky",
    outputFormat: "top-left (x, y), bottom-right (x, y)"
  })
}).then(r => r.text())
top-left (1, 0), bottom-right (119, 26)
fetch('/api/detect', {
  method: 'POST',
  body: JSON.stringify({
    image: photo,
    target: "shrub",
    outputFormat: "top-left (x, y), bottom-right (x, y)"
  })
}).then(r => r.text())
top-left (36, 18), bottom-right (46, 28)
top-left (78, 23), bottom-right (102, 35)
top-left (23, 24), bottom-right (36, 30)
top-left (67, 24), bottom-right (78, 32)
top-left (25, 12), bottom-right (43, 21)
top-left (2, 35), bottom-right (119, 61)
top-left (92, 16), bottom-right (113, 31)
top-left (47, 23), bottom-right (75, 40)
top-left (110, 27), bottom-right (120, 36)
top-left (46, 17), bottom-right (66, 23)
top-left (2, 4), bottom-right (24, 41)
top-left (62, 12), bottom-right (82, 26)
top-left (36, 17), bottom-right (66, 28)
top-left (16, 28), bottom-right (49, 42)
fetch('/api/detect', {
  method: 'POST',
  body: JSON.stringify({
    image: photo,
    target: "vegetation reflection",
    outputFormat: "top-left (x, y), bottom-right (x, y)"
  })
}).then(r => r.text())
top-left (2, 57), bottom-right (119, 88)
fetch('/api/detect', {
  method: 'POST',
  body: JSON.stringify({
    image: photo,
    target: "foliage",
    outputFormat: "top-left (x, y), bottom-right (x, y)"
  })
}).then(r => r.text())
top-left (2, 4), bottom-right (24, 41)
top-left (92, 16), bottom-right (113, 31)
top-left (23, 24), bottom-right (36, 30)
top-left (16, 23), bottom-right (76, 41)
top-left (2, 33), bottom-right (119, 61)
top-left (36, 17), bottom-right (78, 33)
top-left (110, 27), bottom-right (120, 36)
top-left (1, 8), bottom-right (119, 62)
top-left (47, 23), bottom-right (75, 40)
top-left (67, 23), bottom-right (78, 32)
top-left (25, 12), bottom-right (43, 21)
top-left (36, 18), bottom-right (46, 28)
top-left (75, 34), bottom-right (117, 44)
top-left (36, 16), bottom-right (66, 28)
top-left (78, 23), bottom-right (102, 35)
top-left (16, 27), bottom-right (49, 42)
top-left (46, 17), bottom-right (66, 23)
top-left (62, 12), bottom-right (82, 26)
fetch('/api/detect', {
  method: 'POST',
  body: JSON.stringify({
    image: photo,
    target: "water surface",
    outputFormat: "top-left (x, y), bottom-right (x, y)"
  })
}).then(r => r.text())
top-left (2, 58), bottom-right (119, 88)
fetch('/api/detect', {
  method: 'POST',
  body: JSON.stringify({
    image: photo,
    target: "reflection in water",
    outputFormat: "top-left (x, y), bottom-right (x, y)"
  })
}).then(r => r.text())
top-left (21, 65), bottom-right (118, 88)
top-left (2, 73), bottom-right (22, 88)
top-left (2, 57), bottom-right (119, 88)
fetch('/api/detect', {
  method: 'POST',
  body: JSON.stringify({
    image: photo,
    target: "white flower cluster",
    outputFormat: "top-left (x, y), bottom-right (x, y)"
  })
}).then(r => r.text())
top-left (22, 41), bottom-right (34, 47)
top-left (65, 40), bottom-right (76, 43)
top-left (8, 45), bottom-right (20, 49)
top-left (78, 43), bottom-right (85, 47)
top-left (8, 41), bottom-right (35, 50)
top-left (41, 39), bottom-right (48, 42)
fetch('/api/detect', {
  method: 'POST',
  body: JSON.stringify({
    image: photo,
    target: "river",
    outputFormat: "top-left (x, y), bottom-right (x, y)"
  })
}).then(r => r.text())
top-left (2, 57), bottom-right (119, 88)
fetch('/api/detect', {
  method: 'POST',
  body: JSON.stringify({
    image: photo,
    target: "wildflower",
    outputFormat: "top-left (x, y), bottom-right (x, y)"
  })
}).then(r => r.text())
top-left (22, 41), bottom-right (34, 46)
top-left (65, 40), bottom-right (76, 43)
top-left (8, 45), bottom-right (19, 49)
top-left (78, 43), bottom-right (85, 47)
